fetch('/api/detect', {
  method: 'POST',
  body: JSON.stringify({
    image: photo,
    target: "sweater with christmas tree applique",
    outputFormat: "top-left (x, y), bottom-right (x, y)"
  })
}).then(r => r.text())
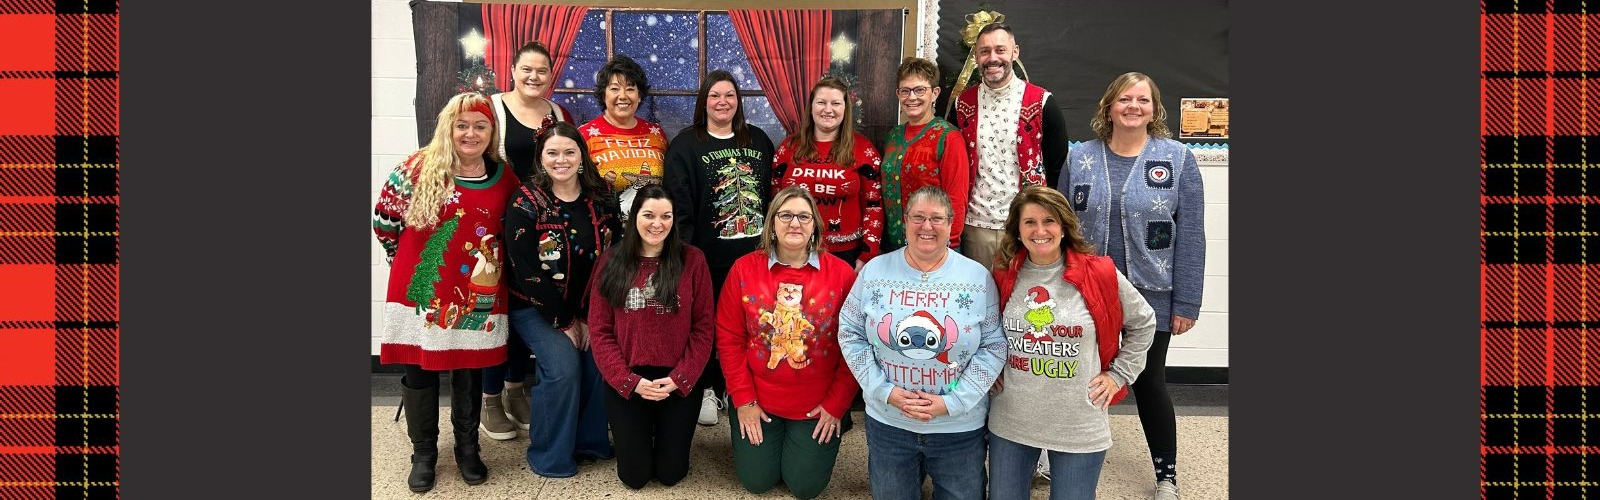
top-left (663, 126), bottom-right (775, 277)
top-left (373, 152), bottom-right (516, 370)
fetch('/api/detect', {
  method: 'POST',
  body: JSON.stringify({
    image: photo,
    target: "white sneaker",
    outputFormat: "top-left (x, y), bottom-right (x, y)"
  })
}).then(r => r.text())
top-left (1152, 480), bottom-right (1180, 500)
top-left (697, 389), bottom-right (724, 426)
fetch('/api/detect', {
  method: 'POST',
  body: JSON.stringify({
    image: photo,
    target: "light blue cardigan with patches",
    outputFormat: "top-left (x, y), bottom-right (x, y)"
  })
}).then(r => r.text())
top-left (1060, 138), bottom-right (1205, 331)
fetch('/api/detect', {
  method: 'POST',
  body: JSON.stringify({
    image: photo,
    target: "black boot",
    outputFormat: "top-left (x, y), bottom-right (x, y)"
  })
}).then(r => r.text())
top-left (400, 376), bottom-right (440, 493)
top-left (449, 369), bottom-right (489, 485)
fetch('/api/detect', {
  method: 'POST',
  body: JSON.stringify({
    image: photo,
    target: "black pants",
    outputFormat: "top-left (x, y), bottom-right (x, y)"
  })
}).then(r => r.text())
top-left (1131, 330), bottom-right (1177, 452)
top-left (703, 267), bottom-right (735, 397)
top-left (602, 366), bottom-right (701, 489)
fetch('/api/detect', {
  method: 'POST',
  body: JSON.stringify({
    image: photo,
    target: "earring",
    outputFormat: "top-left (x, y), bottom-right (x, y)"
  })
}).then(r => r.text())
top-left (578, 166), bottom-right (585, 174)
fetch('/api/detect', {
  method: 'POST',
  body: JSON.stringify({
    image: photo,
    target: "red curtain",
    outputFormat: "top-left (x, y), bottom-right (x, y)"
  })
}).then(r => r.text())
top-left (481, 4), bottom-right (589, 95)
top-left (728, 10), bottom-right (833, 137)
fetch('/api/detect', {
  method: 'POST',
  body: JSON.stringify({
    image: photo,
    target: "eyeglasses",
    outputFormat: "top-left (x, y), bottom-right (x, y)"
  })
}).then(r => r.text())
top-left (908, 214), bottom-right (950, 226)
top-left (776, 212), bottom-right (814, 224)
top-left (896, 86), bottom-right (932, 98)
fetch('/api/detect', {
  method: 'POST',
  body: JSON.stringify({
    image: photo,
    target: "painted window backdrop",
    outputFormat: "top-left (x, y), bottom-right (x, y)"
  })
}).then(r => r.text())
top-left (553, 11), bottom-right (786, 143)
top-left (409, 1), bottom-right (907, 149)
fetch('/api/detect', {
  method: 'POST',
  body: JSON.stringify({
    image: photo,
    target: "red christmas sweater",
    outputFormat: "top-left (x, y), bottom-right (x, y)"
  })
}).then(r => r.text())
top-left (881, 118), bottom-right (970, 249)
top-left (372, 152), bottom-right (517, 370)
top-left (772, 133), bottom-right (885, 261)
top-left (716, 250), bottom-right (860, 420)
top-left (588, 247), bottom-right (717, 399)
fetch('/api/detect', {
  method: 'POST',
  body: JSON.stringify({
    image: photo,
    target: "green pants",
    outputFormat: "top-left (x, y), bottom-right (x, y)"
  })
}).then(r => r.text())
top-left (728, 408), bottom-right (847, 500)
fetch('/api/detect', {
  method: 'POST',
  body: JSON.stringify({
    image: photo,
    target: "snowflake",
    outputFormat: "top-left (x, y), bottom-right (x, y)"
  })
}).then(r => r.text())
top-left (871, 289), bottom-right (883, 304)
top-left (955, 293), bottom-right (974, 310)
top-left (1149, 196), bottom-right (1170, 214)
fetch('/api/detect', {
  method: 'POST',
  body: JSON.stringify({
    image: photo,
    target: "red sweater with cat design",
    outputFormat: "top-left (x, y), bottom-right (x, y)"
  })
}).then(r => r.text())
top-left (716, 250), bottom-right (860, 421)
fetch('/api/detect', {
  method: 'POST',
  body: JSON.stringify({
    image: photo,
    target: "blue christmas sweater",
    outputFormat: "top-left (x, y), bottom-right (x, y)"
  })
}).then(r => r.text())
top-left (837, 248), bottom-right (1006, 434)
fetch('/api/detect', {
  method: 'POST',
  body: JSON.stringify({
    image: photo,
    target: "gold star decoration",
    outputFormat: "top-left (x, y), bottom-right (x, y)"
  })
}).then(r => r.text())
top-left (828, 33), bottom-right (856, 64)
top-left (459, 29), bottom-right (488, 60)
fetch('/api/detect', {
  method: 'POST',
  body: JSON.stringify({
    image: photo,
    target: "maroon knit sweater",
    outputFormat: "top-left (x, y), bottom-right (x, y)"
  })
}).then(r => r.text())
top-left (587, 245), bottom-right (717, 399)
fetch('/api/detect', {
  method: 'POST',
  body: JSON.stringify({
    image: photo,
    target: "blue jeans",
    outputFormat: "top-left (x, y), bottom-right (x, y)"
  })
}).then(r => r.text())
top-left (510, 306), bottom-right (612, 477)
top-left (481, 321), bottom-right (531, 394)
top-left (986, 432), bottom-right (1106, 500)
top-left (863, 415), bottom-right (986, 500)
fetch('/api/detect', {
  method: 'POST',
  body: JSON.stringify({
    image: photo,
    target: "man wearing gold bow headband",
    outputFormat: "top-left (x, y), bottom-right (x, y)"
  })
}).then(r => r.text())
top-left (951, 23), bottom-right (1067, 268)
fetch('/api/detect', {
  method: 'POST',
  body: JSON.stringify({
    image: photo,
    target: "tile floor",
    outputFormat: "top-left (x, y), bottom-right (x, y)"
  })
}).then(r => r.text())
top-left (370, 379), bottom-right (1228, 499)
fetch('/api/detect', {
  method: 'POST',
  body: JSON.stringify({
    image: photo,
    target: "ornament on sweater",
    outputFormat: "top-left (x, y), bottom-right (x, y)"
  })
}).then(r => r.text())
top-left (758, 282), bottom-right (816, 370)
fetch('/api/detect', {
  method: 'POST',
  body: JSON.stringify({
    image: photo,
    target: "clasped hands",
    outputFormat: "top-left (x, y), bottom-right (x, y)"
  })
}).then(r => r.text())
top-left (888, 387), bottom-right (949, 422)
top-left (633, 376), bottom-right (679, 401)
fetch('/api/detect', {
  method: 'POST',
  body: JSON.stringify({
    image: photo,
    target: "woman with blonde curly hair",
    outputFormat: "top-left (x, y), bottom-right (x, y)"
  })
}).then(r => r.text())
top-left (373, 91), bottom-right (518, 493)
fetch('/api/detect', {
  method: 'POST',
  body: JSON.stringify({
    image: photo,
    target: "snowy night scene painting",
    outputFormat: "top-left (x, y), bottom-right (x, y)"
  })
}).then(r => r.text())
top-left (411, 2), bottom-right (905, 148)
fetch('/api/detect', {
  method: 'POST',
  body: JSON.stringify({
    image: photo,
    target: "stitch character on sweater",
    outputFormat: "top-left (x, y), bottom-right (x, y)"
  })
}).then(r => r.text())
top-left (878, 311), bottom-right (960, 364)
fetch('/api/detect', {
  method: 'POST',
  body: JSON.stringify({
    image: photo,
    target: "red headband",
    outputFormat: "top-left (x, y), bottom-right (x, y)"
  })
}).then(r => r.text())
top-left (459, 99), bottom-right (496, 127)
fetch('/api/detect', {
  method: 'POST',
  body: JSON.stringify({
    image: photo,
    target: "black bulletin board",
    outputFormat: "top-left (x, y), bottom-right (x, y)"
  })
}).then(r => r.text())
top-left (934, 0), bottom-right (1229, 145)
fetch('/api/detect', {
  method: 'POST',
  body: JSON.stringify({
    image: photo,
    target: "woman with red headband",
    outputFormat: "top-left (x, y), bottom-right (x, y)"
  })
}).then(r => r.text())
top-left (373, 92), bottom-right (519, 493)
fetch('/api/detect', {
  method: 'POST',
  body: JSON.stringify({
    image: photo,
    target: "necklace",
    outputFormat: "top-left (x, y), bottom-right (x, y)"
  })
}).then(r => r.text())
top-left (904, 249), bottom-right (948, 283)
top-left (456, 160), bottom-right (486, 178)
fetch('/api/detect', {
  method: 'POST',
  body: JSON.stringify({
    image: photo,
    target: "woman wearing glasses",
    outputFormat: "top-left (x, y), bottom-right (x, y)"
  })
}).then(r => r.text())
top-left (773, 77), bottom-right (884, 270)
top-left (837, 186), bottom-right (1007, 500)
top-left (716, 186), bottom-right (860, 499)
top-left (880, 57), bottom-right (969, 254)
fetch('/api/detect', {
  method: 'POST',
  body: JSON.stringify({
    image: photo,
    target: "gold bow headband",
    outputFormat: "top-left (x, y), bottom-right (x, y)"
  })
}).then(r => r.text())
top-left (943, 11), bottom-right (1029, 117)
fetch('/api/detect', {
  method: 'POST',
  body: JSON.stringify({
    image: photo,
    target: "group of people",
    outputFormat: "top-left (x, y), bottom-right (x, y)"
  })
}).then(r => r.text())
top-left (373, 21), bottom-right (1206, 500)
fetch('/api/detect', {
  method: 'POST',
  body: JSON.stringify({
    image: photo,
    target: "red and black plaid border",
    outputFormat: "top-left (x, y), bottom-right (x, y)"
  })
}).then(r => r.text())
top-left (0, 0), bottom-right (119, 498)
top-left (1483, 0), bottom-right (1600, 498)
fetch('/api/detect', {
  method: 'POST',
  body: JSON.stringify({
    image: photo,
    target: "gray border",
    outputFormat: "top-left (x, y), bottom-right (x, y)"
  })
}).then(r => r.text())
top-left (123, 1), bottom-right (373, 497)
top-left (1229, 0), bottom-right (1480, 497)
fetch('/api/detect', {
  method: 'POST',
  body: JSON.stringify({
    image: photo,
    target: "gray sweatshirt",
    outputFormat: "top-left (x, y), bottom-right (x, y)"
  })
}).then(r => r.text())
top-left (987, 256), bottom-right (1156, 452)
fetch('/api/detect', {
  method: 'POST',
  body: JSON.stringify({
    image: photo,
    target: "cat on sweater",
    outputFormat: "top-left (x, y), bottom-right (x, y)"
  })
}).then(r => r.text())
top-left (759, 282), bottom-right (815, 370)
